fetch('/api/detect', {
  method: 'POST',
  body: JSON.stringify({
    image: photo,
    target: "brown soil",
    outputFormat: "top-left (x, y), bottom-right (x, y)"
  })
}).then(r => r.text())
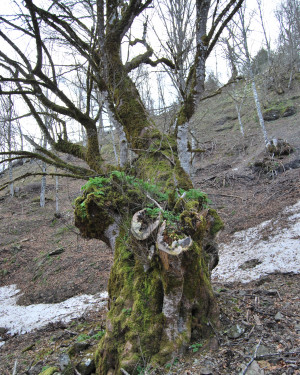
top-left (0, 78), bottom-right (299, 374)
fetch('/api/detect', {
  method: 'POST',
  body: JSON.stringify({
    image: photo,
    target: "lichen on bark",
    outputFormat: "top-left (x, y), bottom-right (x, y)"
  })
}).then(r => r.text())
top-left (75, 163), bottom-right (223, 375)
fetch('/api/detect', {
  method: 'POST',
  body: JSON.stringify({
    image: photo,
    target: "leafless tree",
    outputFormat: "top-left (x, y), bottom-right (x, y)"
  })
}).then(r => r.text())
top-left (176, 0), bottom-right (245, 174)
top-left (0, 95), bottom-right (22, 195)
top-left (154, 0), bottom-right (196, 100)
top-left (220, 28), bottom-right (247, 136)
top-left (226, 4), bottom-right (269, 145)
top-left (275, 0), bottom-right (300, 88)
top-left (0, 1), bottom-right (244, 372)
top-left (256, 0), bottom-right (272, 65)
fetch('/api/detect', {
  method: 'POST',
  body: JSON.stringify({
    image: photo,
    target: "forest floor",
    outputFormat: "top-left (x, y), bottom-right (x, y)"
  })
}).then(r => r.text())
top-left (0, 77), bottom-right (299, 375)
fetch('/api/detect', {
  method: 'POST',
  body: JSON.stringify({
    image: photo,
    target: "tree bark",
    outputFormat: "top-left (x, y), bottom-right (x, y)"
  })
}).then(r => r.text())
top-left (239, 9), bottom-right (268, 145)
top-left (8, 96), bottom-right (14, 197)
top-left (74, 15), bottom-right (225, 371)
top-left (40, 137), bottom-right (47, 207)
top-left (75, 133), bottom-right (223, 374)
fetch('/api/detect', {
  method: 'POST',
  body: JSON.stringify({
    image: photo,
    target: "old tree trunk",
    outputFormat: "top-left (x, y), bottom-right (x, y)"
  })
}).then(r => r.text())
top-left (74, 43), bottom-right (223, 374)
top-left (75, 147), bottom-right (223, 375)
top-left (0, 0), bottom-right (249, 373)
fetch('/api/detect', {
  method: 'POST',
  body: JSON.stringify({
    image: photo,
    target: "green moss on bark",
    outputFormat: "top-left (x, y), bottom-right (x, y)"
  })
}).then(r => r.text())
top-left (208, 209), bottom-right (224, 235)
top-left (75, 171), bottom-right (222, 375)
top-left (95, 227), bottom-right (165, 375)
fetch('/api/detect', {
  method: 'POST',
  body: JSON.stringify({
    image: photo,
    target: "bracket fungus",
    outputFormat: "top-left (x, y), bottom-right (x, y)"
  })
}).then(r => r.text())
top-left (157, 221), bottom-right (193, 255)
top-left (131, 209), bottom-right (161, 240)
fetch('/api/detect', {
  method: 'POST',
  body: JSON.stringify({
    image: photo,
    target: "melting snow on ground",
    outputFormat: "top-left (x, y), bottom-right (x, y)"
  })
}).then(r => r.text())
top-left (0, 285), bottom-right (107, 346)
top-left (212, 200), bottom-right (300, 283)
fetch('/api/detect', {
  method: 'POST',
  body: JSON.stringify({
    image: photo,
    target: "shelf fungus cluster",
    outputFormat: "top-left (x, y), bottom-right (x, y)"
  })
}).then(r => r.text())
top-left (131, 209), bottom-right (161, 241)
top-left (131, 209), bottom-right (193, 256)
top-left (157, 221), bottom-right (193, 255)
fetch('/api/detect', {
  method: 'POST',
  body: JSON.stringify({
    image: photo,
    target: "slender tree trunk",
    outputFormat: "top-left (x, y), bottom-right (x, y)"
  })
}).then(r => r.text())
top-left (55, 168), bottom-right (59, 217)
top-left (9, 160), bottom-right (14, 197)
top-left (250, 77), bottom-right (268, 144)
top-left (40, 137), bottom-right (47, 207)
top-left (98, 110), bottom-right (104, 154)
top-left (235, 101), bottom-right (245, 136)
top-left (256, 0), bottom-right (272, 65)
top-left (239, 10), bottom-right (268, 145)
top-left (8, 96), bottom-right (14, 197)
top-left (231, 82), bottom-right (246, 137)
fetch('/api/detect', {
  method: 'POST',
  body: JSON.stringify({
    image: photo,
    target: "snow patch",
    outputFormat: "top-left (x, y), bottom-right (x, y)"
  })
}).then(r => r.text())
top-left (0, 285), bottom-right (108, 339)
top-left (212, 201), bottom-right (300, 283)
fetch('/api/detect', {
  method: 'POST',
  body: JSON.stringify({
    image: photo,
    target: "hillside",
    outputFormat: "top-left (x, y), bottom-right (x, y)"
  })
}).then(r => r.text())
top-left (0, 75), bottom-right (299, 374)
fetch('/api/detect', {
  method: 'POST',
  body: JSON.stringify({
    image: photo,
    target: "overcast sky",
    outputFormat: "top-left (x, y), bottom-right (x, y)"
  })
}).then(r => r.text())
top-left (206, 0), bottom-right (282, 81)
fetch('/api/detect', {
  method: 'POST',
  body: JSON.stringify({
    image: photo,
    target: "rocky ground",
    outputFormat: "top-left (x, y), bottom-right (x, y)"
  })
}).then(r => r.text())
top-left (0, 78), bottom-right (299, 374)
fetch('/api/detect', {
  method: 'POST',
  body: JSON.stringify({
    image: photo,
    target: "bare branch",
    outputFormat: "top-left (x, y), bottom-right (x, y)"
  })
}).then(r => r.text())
top-left (0, 171), bottom-right (89, 192)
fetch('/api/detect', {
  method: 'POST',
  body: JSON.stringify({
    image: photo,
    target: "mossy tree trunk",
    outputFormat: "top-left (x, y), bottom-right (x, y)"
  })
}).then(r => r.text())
top-left (74, 5), bottom-right (226, 372)
top-left (75, 139), bottom-right (223, 374)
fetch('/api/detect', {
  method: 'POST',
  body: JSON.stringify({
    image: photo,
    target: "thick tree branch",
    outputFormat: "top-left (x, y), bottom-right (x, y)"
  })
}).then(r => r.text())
top-left (0, 172), bottom-right (89, 192)
top-left (0, 150), bottom-right (95, 177)
top-left (108, 0), bottom-right (153, 42)
top-left (23, 135), bottom-right (90, 175)
top-left (207, 0), bottom-right (245, 57)
top-left (25, 0), bottom-right (43, 73)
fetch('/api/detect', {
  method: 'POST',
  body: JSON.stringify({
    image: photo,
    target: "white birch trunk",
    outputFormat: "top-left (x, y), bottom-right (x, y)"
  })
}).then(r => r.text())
top-left (106, 101), bottom-right (128, 167)
top-left (8, 97), bottom-right (14, 196)
top-left (251, 77), bottom-right (268, 145)
top-left (235, 101), bottom-right (245, 137)
top-left (40, 137), bottom-right (47, 207)
top-left (240, 9), bottom-right (268, 145)
top-left (9, 161), bottom-right (14, 197)
top-left (177, 122), bottom-right (190, 175)
top-left (55, 169), bottom-right (59, 216)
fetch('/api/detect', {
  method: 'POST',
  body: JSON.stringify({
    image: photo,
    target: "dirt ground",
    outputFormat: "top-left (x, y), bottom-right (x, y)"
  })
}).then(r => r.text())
top-left (0, 79), bottom-right (299, 374)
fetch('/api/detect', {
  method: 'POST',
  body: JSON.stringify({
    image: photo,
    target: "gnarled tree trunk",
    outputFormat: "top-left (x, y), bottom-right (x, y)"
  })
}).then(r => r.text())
top-left (75, 132), bottom-right (223, 374)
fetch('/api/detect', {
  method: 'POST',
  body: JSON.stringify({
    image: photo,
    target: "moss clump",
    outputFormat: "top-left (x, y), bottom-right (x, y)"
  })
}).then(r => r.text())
top-left (263, 99), bottom-right (296, 121)
top-left (38, 367), bottom-right (59, 375)
top-left (208, 209), bottom-right (224, 235)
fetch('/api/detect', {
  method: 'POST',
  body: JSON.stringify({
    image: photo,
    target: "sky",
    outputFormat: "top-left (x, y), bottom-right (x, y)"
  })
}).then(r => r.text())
top-left (207, 0), bottom-right (282, 82)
